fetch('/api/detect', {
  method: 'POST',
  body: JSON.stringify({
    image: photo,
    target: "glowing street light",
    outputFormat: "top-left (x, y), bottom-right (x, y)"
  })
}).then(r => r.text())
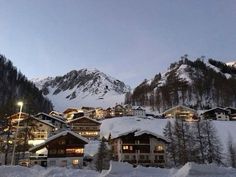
top-left (11, 101), bottom-right (23, 165)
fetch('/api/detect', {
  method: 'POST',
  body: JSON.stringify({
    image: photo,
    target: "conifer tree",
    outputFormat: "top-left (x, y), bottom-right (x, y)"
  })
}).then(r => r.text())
top-left (95, 138), bottom-right (111, 172)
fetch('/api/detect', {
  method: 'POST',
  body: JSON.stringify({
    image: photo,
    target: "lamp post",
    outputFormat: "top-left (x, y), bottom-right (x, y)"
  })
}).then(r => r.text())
top-left (11, 101), bottom-right (23, 165)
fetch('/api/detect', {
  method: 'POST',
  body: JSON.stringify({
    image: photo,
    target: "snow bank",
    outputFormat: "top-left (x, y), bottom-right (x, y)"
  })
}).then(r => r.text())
top-left (101, 161), bottom-right (173, 177)
top-left (0, 165), bottom-right (99, 177)
top-left (174, 162), bottom-right (236, 177)
top-left (1, 162), bottom-right (236, 177)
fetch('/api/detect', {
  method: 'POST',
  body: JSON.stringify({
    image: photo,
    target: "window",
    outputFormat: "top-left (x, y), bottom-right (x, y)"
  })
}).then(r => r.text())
top-left (123, 146), bottom-right (129, 150)
top-left (59, 140), bottom-right (66, 145)
top-left (124, 155), bottom-right (129, 160)
top-left (58, 149), bottom-right (65, 154)
top-left (140, 155), bottom-right (145, 159)
top-left (155, 145), bottom-right (164, 152)
top-left (159, 155), bottom-right (164, 160)
top-left (72, 159), bottom-right (79, 165)
top-left (49, 149), bottom-right (57, 154)
top-left (66, 148), bottom-right (84, 154)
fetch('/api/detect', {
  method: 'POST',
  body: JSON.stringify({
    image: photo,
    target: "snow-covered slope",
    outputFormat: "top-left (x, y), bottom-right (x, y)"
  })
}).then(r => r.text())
top-left (32, 69), bottom-right (130, 111)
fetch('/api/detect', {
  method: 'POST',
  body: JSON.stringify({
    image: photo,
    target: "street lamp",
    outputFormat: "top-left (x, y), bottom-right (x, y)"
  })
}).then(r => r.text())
top-left (11, 101), bottom-right (23, 165)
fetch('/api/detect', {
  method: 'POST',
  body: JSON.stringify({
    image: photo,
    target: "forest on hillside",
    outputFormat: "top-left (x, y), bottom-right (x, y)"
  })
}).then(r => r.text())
top-left (126, 56), bottom-right (236, 112)
top-left (0, 55), bottom-right (53, 118)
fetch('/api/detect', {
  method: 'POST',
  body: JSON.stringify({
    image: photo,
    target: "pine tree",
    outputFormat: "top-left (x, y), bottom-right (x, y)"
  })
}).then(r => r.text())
top-left (227, 134), bottom-right (236, 168)
top-left (203, 120), bottom-right (223, 164)
top-left (95, 138), bottom-right (111, 172)
top-left (163, 121), bottom-right (176, 166)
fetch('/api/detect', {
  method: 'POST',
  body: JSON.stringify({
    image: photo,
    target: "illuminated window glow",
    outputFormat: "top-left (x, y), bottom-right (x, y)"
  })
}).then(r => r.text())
top-left (66, 148), bottom-right (84, 154)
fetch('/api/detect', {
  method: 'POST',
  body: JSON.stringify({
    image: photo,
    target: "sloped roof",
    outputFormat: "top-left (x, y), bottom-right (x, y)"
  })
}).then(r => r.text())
top-left (21, 115), bottom-right (56, 128)
top-left (68, 116), bottom-right (101, 124)
top-left (35, 112), bottom-right (66, 124)
top-left (163, 105), bottom-right (197, 114)
top-left (202, 107), bottom-right (229, 114)
top-left (111, 129), bottom-right (170, 143)
top-left (29, 130), bottom-right (89, 152)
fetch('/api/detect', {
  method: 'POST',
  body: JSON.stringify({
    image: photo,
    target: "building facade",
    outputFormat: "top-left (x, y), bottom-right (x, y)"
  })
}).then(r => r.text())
top-left (29, 131), bottom-right (88, 168)
top-left (110, 130), bottom-right (169, 167)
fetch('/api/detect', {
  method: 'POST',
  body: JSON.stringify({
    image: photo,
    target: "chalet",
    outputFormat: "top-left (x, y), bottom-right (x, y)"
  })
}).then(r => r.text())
top-left (8, 112), bottom-right (29, 124)
top-left (110, 129), bottom-right (169, 167)
top-left (132, 106), bottom-right (146, 117)
top-left (49, 111), bottom-right (63, 117)
top-left (63, 108), bottom-right (80, 121)
top-left (35, 112), bottom-right (67, 129)
top-left (225, 107), bottom-right (236, 120)
top-left (163, 105), bottom-right (198, 121)
top-left (114, 104), bottom-right (124, 117)
top-left (68, 116), bottom-right (101, 139)
top-left (18, 115), bottom-right (56, 146)
top-left (201, 107), bottom-right (230, 121)
top-left (29, 131), bottom-right (88, 168)
top-left (124, 104), bottom-right (133, 116)
top-left (104, 107), bottom-right (115, 118)
top-left (95, 107), bottom-right (105, 119)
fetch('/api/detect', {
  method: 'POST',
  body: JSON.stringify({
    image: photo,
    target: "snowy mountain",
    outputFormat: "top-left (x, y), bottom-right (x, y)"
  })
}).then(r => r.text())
top-left (227, 61), bottom-right (236, 68)
top-left (32, 69), bottom-right (130, 111)
top-left (129, 57), bottom-right (236, 112)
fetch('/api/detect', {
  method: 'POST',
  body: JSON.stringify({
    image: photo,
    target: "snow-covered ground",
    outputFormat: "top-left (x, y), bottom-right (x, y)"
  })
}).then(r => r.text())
top-left (1, 161), bottom-right (236, 177)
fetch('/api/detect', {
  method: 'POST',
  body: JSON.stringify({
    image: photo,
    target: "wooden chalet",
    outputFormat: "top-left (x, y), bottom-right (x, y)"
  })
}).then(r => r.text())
top-left (201, 107), bottom-right (230, 121)
top-left (110, 130), bottom-right (169, 167)
top-left (104, 107), bottom-right (114, 118)
top-left (124, 104), bottom-right (133, 116)
top-left (132, 106), bottom-right (146, 117)
top-left (163, 105), bottom-right (198, 121)
top-left (29, 131), bottom-right (88, 168)
top-left (225, 107), bottom-right (236, 120)
top-left (68, 116), bottom-right (101, 139)
top-left (35, 112), bottom-right (67, 129)
top-left (114, 104), bottom-right (124, 117)
top-left (18, 115), bottom-right (56, 145)
top-left (8, 112), bottom-right (29, 124)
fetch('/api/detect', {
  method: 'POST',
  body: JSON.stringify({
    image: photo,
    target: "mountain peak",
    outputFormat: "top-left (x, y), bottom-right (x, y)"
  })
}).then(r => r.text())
top-left (32, 68), bottom-right (130, 111)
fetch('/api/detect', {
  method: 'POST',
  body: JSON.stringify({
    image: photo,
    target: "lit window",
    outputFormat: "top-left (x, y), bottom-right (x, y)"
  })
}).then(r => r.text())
top-left (72, 159), bottom-right (79, 165)
top-left (129, 146), bottom-right (133, 150)
top-left (155, 145), bottom-right (164, 152)
top-left (66, 148), bottom-right (84, 154)
top-left (123, 146), bottom-right (129, 150)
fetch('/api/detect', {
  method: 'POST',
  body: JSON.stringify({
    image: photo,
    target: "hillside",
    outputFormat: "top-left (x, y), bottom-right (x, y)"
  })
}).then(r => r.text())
top-left (0, 55), bottom-right (53, 117)
top-left (127, 56), bottom-right (236, 112)
top-left (33, 69), bottom-right (130, 111)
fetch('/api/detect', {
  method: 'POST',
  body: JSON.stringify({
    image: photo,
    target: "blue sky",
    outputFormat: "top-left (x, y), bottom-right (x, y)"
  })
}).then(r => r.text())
top-left (0, 0), bottom-right (236, 87)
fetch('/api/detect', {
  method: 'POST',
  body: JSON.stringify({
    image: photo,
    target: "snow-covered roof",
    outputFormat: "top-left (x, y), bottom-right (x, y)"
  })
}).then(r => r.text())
top-left (29, 130), bottom-right (89, 152)
top-left (20, 115), bottom-right (56, 128)
top-left (68, 116), bottom-right (101, 124)
top-left (35, 112), bottom-right (66, 124)
top-left (132, 106), bottom-right (145, 110)
top-left (163, 105), bottom-right (197, 114)
top-left (111, 128), bottom-right (170, 143)
top-left (201, 107), bottom-right (229, 114)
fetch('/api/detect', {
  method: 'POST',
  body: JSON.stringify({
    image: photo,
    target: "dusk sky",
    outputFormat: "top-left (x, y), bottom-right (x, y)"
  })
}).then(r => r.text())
top-left (0, 0), bottom-right (236, 87)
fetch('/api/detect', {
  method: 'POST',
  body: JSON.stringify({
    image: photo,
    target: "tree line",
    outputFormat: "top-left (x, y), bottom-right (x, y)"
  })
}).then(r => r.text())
top-left (0, 54), bottom-right (53, 118)
top-left (163, 119), bottom-right (236, 168)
